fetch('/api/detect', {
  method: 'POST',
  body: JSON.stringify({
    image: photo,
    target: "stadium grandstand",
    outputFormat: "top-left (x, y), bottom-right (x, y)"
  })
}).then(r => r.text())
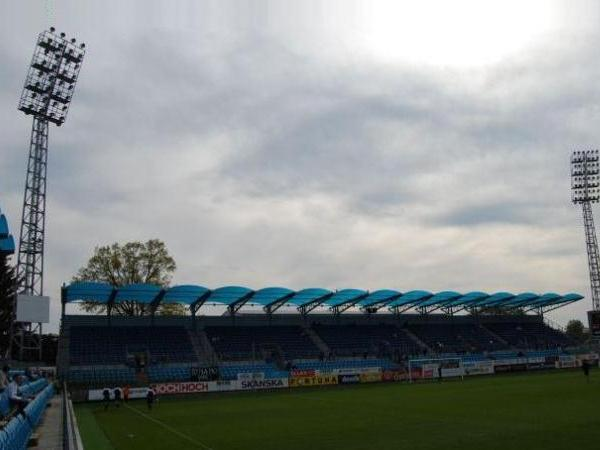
top-left (57, 282), bottom-right (584, 388)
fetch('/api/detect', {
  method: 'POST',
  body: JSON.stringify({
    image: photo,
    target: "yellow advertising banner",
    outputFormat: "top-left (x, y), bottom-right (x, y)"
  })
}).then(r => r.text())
top-left (289, 374), bottom-right (338, 387)
top-left (359, 372), bottom-right (382, 383)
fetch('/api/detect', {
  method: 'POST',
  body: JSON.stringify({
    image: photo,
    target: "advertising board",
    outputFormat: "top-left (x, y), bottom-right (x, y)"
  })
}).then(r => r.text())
top-left (289, 374), bottom-right (338, 387)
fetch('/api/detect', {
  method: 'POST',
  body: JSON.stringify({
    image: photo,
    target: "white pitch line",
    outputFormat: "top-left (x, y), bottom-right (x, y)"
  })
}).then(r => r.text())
top-left (124, 404), bottom-right (214, 450)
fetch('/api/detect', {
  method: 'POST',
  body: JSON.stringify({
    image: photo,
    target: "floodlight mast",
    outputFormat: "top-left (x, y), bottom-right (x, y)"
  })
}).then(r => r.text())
top-left (571, 150), bottom-right (600, 311)
top-left (8, 28), bottom-right (85, 361)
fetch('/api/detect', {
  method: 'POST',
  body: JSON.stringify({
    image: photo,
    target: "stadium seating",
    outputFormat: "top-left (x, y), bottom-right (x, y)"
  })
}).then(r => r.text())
top-left (205, 326), bottom-right (320, 360)
top-left (218, 362), bottom-right (288, 380)
top-left (147, 365), bottom-right (193, 383)
top-left (292, 358), bottom-right (397, 372)
top-left (311, 324), bottom-right (421, 357)
top-left (61, 318), bottom-right (575, 386)
top-left (69, 326), bottom-right (195, 365)
top-left (0, 382), bottom-right (53, 450)
top-left (483, 322), bottom-right (573, 350)
top-left (66, 366), bottom-right (136, 385)
top-left (408, 323), bottom-right (507, 354)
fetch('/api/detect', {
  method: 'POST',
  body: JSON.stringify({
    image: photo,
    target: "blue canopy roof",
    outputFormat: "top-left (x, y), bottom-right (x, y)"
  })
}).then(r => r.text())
top-left (0, 214), bottom-right (8, 236)
top-left (476, 292), bottom-right (515, 307)
top-left (0, 235), bottom-right (15, 255)
top-left (388, 290), bottom-right (433, 308)
top-left (0, 209), bottom-right (15, 256)
top-left (60, 282), bottom-right (584, 315)
top-left (162, 285), bottom-right (210, 305)
top-left (114, 284), bottom-right (162, 304)
top-left (446, 291), bottom-right (489, 307)
top-left (357, 290), bottom-right (402, 307)
top-left (63, 282), bottom-right (115, 303)
top-left (418, 291), bottom-right (462, 307)
top-left (323, 289), bottom-right (368, 308)
top-left (246, 287), bottom-right (294, 306)
top-left (285, 288), bottom-right (332, 307)
top-left (204, 286), bottom-right (253, 306)
top-left (503, 292), bottom-right (539, 307)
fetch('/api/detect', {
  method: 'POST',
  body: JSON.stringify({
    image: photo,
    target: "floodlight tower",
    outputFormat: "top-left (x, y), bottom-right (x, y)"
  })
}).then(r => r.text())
top-left (571, 150), bottom-right (600, 311)
top-left (9, 28), bottom-right (85, 360)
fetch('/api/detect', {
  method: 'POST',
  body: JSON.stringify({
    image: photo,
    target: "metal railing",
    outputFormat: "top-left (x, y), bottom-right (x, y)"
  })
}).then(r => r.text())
top-left (63, 382), bottom-right (84, 450)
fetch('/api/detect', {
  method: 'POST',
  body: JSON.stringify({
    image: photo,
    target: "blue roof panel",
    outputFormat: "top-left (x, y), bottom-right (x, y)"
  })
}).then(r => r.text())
top-left (503, 292), bottom-right (539, 307)
top-left (285, 288), bottom-right (332, 307)
top-left (204, 286), bottom-right (253, 305)
top-left (357, 290), bottom-right (402, 307)
top-left (447, 291), bottom-right (489, 307)
top-left (324, 289), bottom-right (368, 308)
top-left (388, 290), bottom-right (432, 308)
top-left (476, 292), bottom-right (515, 307)
top-left (247, 287), bottom-right (294, 306)
top-left (418, 291), bottom-right (461, 307)
top-left (162, 285), bottom-right (210, 305)
top-left (0, 235), bottom-right (15, 255)
top-left (114, 284), bottom-right (162, 304)
top-left (63, 282), bottom-right (114, 303)
top-left (0, 214), bottom-right (8, 236)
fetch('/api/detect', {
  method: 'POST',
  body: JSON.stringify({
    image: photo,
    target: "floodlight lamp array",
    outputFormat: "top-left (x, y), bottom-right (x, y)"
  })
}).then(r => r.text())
top-left (17, 27), bottom-right (86, 126)
top-left (571, 150), bottom-right (600, 204)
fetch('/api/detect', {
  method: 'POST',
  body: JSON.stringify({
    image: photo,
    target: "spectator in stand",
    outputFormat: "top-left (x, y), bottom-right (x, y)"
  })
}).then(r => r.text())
top-left (123, 385), bottom-right (130, 402)
top-left (0, 365), bottom-right (9, 391)
top-left (7, 375), bottom-right (31, 417)
top-left (102, 387), bottom-right (111, 410)
top-left (114, 387), bottom-right (122, 407)
top-left (146, 386), bottom-right (156, 410)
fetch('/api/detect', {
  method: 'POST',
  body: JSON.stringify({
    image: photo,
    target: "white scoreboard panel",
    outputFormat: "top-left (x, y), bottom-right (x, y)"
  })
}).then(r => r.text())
top-left (16, 294), bottom-right (50, 323)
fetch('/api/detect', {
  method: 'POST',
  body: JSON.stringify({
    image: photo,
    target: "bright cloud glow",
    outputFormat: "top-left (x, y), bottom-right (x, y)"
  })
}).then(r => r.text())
top-left (355, 0), bottom-right (561, 66)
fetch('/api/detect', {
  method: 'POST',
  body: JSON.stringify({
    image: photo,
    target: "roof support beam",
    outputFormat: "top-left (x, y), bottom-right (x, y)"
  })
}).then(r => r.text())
top-left (191, 291), bottom-right (213, 316)
top-left (264, 292), bottom-right (296, 314)
top-left (299, 292), bottom-right (333, 315)
top-left (228, 291), bottom-right (256, 315)
top-left (332, 292), bottom-right (369, 315)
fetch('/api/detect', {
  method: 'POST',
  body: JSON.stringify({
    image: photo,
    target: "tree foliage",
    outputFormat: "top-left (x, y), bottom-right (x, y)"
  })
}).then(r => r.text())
top-left (565, 319), bottom-right (586, 343)
top-left (0, 254), bottom-right (17, 351)
top-left (72, 239), bottom-right (185, 316)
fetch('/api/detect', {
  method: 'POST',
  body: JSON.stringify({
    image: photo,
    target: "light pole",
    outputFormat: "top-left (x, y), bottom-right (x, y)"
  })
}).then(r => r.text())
top-left (9, 28), bottom-right (86, 360)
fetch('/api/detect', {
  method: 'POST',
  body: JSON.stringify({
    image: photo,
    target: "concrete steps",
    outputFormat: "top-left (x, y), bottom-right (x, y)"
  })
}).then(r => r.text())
top-left (303, 326), bottom-right (330, 355)
top-left (403, 328), bottom-right (431, 353)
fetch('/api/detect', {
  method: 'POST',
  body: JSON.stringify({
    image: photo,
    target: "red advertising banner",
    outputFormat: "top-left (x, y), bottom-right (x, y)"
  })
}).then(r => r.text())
top-left (291, 369), bottom-right (316, 378)
top-left (382, 370), bottom-right (407, 382)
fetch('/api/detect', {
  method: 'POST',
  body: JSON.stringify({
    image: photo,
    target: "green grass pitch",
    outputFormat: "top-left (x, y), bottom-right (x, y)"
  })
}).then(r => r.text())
top-left (75, 370), bottom-right (600, 450)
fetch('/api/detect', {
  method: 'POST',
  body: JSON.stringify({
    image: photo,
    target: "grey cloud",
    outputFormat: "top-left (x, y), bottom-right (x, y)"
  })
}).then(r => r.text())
top-left (0, 2), bottom-right (598, 330)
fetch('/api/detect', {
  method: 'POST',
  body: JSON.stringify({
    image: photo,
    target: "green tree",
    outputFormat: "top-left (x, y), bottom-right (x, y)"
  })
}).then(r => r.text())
top-left (72, 239), bottom-right (185, 316)
top-left (0, 254), bottom-right (17, 351)
top-left (565, 319), bottom-right (586, 343)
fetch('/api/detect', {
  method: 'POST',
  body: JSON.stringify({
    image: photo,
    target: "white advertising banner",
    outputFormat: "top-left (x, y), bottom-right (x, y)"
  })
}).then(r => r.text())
top-left (88, 387), bottom-right (148, 401)
top-left (88, 378), bottom-right (289, 400)
top-left (556, 355), bottom-right (577, 369)
top-left (237, 372), bottom-right (265, 382)
top-left (441, 367), bottom-right (465, 378)
top-left (235, 378), bottom-right (288, 390)
top-left (464, 360), bottom-right (494, 376)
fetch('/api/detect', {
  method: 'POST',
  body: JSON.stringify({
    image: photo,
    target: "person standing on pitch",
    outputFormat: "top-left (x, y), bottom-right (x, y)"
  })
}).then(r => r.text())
top-left (102, 387), bottom-right (111, 410)
top-left (146, 386), bottom-right (156, 410)
top-left (582, 360), bottom-right (591, 383)
top-left (113, 387), bottom-right (122, 407)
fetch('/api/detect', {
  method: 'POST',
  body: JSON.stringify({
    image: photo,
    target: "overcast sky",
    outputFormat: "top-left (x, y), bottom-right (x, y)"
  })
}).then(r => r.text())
top-left (1, 0), bottom-right (600, 332)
